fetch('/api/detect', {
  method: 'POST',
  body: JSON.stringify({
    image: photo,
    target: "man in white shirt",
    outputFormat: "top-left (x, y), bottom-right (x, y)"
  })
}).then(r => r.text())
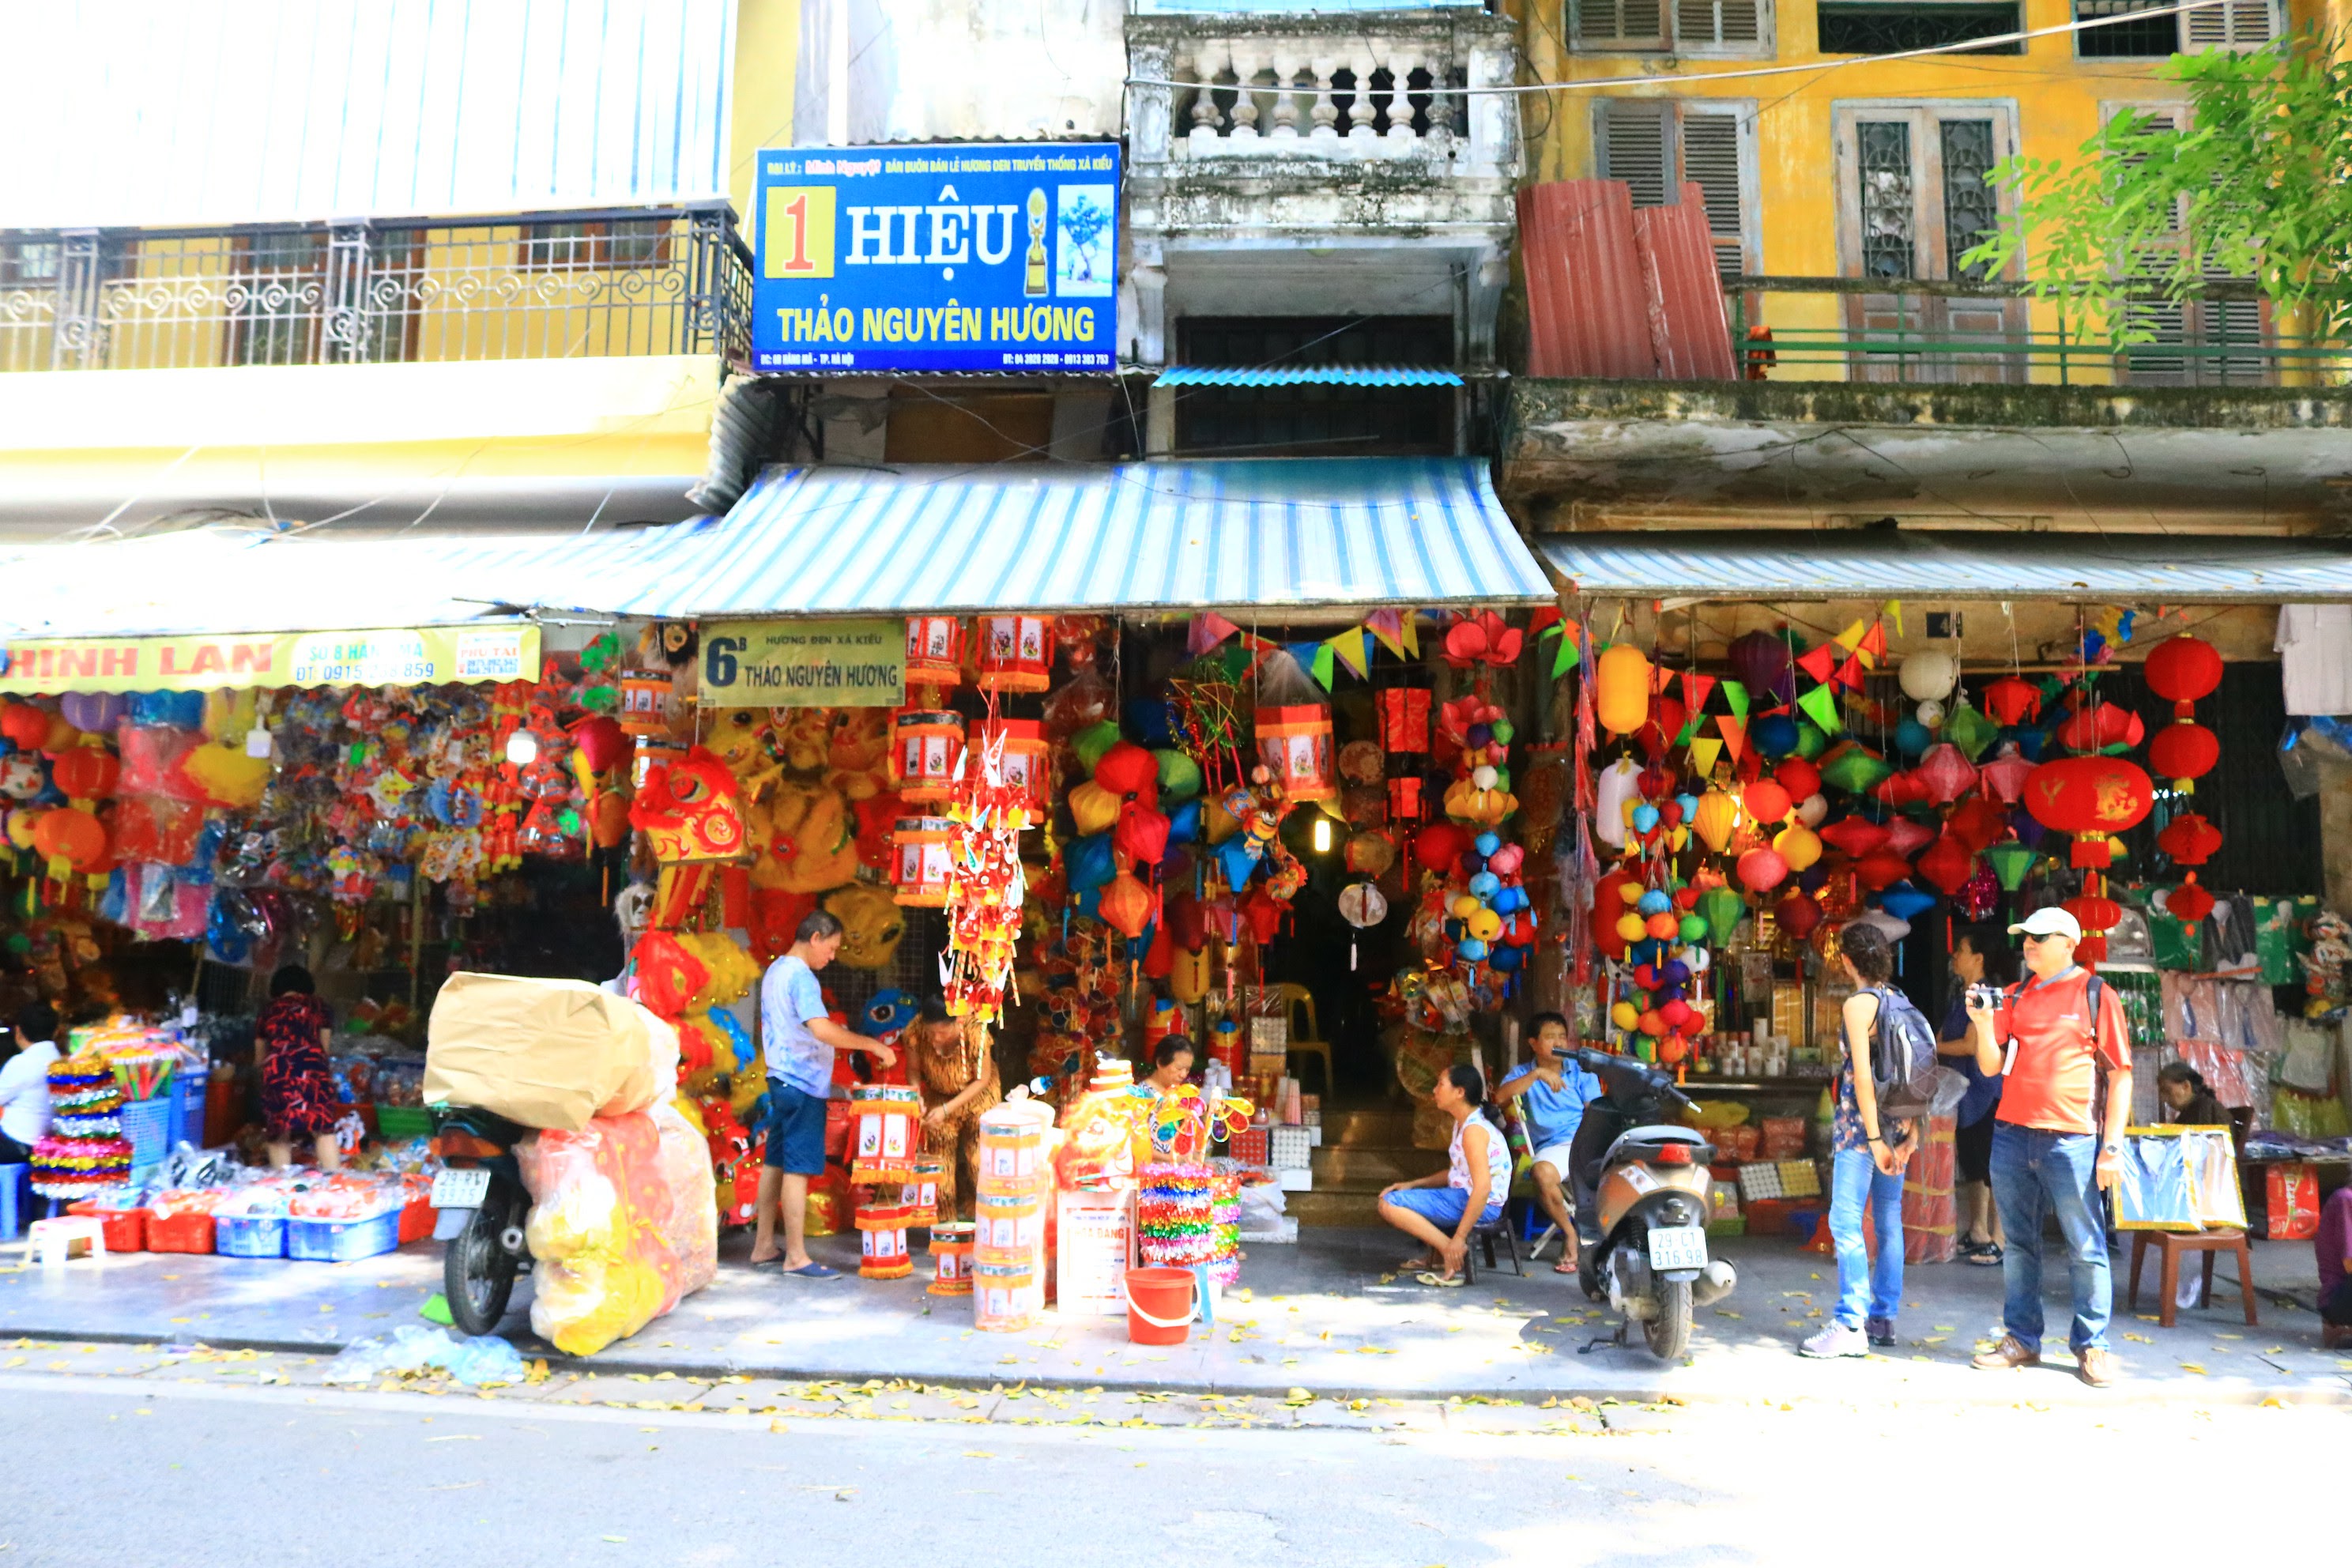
top-left (0, 1003), bottom-right (62, 1163)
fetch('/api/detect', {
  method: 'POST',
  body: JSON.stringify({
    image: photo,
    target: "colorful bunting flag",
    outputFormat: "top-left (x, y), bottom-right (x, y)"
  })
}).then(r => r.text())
top-left (1716, 715), bottom-right (1747, 763)
top-left (1832, 618), bottom-right (1868, 654)
top-left (1856, 620), bottom-right (1888, 668)
top-left (1796, 683), bottom-right (1844, 733)
top-left (1884, 600), bottom-right (1904, 637)
top-left (1833, 654), bottom-right (1866, 693)
top-left (1687, 736), bottom-right (1723, 778)
top-left (1721, 680), bottom-right (1749, 720)
top-left (1310, 643), bottom-right (1336, 691)
top-left (1329, 628), bottom-right (1371, 681)
top-left (1364, 609), bottom-right (1408, 662)
top-left (1794, 644), bottom-right (1838, 684)
top-left (1188, 612), bottom-right (1241, 656)
top-left (1551, 635), bottom-right (1580, 680)
top-left (1682, 671), bottom-right (1717, 714)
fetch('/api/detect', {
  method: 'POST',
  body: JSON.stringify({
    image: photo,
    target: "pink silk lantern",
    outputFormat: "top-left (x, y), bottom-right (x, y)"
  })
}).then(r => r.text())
top-left (1977, 748), bottom-right (2036, 805)
top-left (1913, 743), bottom-right (1977, 806)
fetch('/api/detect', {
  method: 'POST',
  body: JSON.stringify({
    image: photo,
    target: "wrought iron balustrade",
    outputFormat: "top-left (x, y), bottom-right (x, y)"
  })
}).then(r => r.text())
top-left (0, 205), bottom-right (752, 373)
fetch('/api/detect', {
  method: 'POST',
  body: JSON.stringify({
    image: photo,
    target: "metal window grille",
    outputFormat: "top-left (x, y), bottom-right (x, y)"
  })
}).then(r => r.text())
top-left (1857, 121), bottom-right (1916, 279)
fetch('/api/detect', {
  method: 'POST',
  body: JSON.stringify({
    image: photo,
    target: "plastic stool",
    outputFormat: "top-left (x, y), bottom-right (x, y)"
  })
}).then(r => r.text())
top-left (24, 1214), bottom-right (109, 1267)
top-left (0, 1164), bottom-right (30, 1241)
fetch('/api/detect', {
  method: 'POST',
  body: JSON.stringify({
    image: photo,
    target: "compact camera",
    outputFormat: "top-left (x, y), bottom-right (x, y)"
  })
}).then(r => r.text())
top-left (1966, 983), bottom-right (2002, 1012)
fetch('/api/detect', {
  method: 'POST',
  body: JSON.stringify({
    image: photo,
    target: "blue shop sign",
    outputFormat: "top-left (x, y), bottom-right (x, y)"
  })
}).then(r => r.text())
top-left (752, 142), bottom-right (1120, 374)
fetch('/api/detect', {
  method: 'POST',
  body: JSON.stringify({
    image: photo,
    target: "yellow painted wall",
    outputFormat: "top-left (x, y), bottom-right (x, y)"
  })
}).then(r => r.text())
top-left (729, 0), bottom-right (801, 220)
top-left (1512, 0), bottom-right (2326, 383)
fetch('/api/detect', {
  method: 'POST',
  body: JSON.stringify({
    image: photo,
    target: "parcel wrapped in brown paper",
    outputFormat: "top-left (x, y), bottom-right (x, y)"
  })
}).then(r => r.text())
top-left (424, 973), bottom-right (680, 1131)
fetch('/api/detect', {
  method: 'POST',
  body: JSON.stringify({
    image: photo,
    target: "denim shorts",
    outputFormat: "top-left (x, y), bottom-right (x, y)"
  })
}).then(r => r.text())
top-left (763, 1083), bottom-right (828, 1176)
top-left (1385, 1186), bottom-right (1503, 1229)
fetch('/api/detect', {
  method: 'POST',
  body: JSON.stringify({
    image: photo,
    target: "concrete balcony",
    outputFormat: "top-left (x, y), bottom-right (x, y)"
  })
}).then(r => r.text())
top-left (1124, 10), bottom-right (1521, 365)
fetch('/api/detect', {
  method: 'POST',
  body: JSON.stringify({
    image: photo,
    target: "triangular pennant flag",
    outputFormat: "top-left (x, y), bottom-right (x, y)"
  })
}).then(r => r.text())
top-left (1687, 736), bottom-right (1723, 778)
top-left (1796, 683), bottom-right (1844, 733)
top-left (1310, 643), bottom-right (1336, 691)
top-left (1285, 641), bottom-right (1322, 681)
top-left (1794, 643), bottom-right (1838, 684)
top-left (1400, 612), bottom-right (1421, 660)
top-left (1721, 680), bottom-right (1749, 720)
top-left (1883, 599), bottom-right (1904, 637)
top-left (1715, 714), bottom-right (1747, 763)
top-left (1189, 611), bottom-right (1242, 657)
top-left (1856, 620), bottom-right (1889, 667)
top-left (1329, 629), bottom-right (1370, 681)
top-left (1551, 635), bottom-right (1580, 680)
top-left (1364, 608), bottom-right (1408, 662)
top-left (1681, 671), bottom-right (1718, 714)
top-left (1834, 654), bottom-right (1866, 693)
top-left (1832, 618), bottom-right (1868, 654)
top-left (1672, 718), bottom-right (1700, 748)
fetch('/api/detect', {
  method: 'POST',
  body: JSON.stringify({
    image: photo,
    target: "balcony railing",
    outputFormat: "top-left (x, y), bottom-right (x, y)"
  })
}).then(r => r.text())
top-left (0, 205), bottom-right (752, 374)
top-left (1726, 275), bottom-right (2345, 388)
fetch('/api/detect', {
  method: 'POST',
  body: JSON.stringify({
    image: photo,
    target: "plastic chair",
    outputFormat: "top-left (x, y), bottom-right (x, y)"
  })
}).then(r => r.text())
top-left (23, 1214), bottom-right (108, 1267)
top-left (1276, 982), bottom-right (1333, 1098)
top-left (2127, 1228), bottom-right (2257, 1329)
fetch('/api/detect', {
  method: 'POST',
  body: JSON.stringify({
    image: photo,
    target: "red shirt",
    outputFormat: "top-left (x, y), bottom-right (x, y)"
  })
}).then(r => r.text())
top-left (1991, 968), bottom-right (2132, 1135)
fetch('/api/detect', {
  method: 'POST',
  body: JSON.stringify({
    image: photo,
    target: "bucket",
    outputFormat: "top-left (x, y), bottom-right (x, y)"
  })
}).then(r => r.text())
top-left (1124, 1266), bottom-right (1197, 1346)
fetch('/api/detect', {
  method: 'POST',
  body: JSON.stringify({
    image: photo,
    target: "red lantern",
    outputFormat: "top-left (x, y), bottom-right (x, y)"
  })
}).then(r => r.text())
top-left (1594, 868), bottom-right (1640, 961)
top-left (975, 615), bottom-right (1054, 693)
top-left (2064, 894), bottom-right (2122, 933)
top-left (1917, 833), bottom-right (1977, 896)
top-left (1386, 775), bottom-right (1425, 824)
top-left (1881, 816), bottom-right (1936, 858)
top-left (31, 806), bottom-right (106, 872)
top-left (2149, 721), bottom-right (2218, 790)
top-left (1239, 885), bottom-right (1283, 945)
top-left (2166, 879), bottom-right (2216, 924)
top-left (1094, 741), bottom-right (1160, 804)
top-left (1947, 797), bottom-right (2008, 853)
top-left (1872, 771), bottom-right (1932, 808)
top-left (2144, 635), bottom-right (2222, 705)
top-left (1735, 846), bottom-right (1788, 894)
top-left (2024, 755), bottom-right (2154, 869)
top-left (2058, 701), bottom-right (2143, 754)
top-left (0, 703), bottom-right (51, 752)
top-left (1773, 758), bottom-right (1822, 800)
top-left (567, 714), bottom-right (632, 775)
top-left (1375, 688), bottom-right (1431, 753)
top-left (1255, 705), bottom-right (1335, 803)
top-left (980, 718), bottom-right (1051, 812)
top-left (1743, 778), bottom-right (1793, 826)
top-left (2157, 812), bottom-right (2222, 867)
top-left (1099, 869), bottom-right (1156, 940)
top-left (1412, 820), bottom-right (1470, 873)
top-left (1774, 890), bottom-right (1824, 939)
top-left (1819, 816), bottom-right (1890, 859)
top-left (1977, 748), bottom-right (2036, 805)
top-left (1855, 849), bottom-right (1913, 891)
top-left (49, 746), bottom-right (119, 801)
top-left (905, 616), bottom-right (967, 692)
top-left (1913, 743), bottom-right (1977, 807)
top-left (1981, 677), bottom-right (2041, 727)
top-left (891, 710), bottom-right (967, 805)
top-left (1114, 805), bottom-right (1171, 865)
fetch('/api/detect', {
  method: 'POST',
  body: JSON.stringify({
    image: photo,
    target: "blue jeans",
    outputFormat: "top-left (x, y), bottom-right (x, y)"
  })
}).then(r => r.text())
top-left (1988, 1122), bottom-right (2111, 1354)
top-left (1829, 1147), bottom-right (1905, 1328)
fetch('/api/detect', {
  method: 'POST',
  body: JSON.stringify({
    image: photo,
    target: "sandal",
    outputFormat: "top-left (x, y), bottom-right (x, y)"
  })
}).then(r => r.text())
top-left (1963, 1242), bottom-right (2003, 1267)
top-left (1416, 1271), bottom-right (1465, 1289)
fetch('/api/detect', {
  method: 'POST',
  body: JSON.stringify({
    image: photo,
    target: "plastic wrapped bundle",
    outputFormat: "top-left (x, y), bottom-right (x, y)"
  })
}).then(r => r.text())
top-left (519, 1105), bottom-right (715, 1356)
top-left (650, 1098), bottom-right (718, 1301)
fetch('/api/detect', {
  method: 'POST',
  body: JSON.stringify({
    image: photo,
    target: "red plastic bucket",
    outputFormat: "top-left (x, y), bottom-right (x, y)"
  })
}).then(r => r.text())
top-left (1124, 1267), bottom-right (1197, 1346)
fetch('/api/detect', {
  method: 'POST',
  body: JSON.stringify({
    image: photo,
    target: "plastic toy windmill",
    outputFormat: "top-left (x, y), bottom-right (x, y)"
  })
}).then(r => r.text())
top-left (1148, 1084), bottom-right (1256, 1162)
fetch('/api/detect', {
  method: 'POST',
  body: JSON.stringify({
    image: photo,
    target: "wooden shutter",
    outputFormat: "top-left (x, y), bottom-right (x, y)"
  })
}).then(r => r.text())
top-left (2184, 0), bottom-right (2274, 50)
top-left (1574, 0), bottom-right (1668, 50)
top-left (1679, 108), bottom-right (1750, 278)
top-left (1675, 0), bottom-right (1764, 51)
top-left (1599, 102), bottom-right (1672, 208)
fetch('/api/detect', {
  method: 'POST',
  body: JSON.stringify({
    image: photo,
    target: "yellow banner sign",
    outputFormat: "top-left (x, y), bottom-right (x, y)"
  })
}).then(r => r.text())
top-left (699, 619), bottom-right (905, 707)
top-left (0, 624), bottom-right (541, 694)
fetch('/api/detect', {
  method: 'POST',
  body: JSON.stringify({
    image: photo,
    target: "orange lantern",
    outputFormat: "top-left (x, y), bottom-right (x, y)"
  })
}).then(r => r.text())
top-left (1375, 688), bottom-right (1431, 753)
top-left (980, 718), bottom-right (1051, 812)
top-left (1254, 704), bottom-right (1335, 803)
top-left (891, 816), bottom-right (955, 906)
top-left (850, 1084), bottom-right (924, 1184)
top-left (928, 1221), bottom-right (975, 1295)
top-left (975, 615), bottom-right (1053, 693)
top-left (891, 709), bottom-right (966, 804)
top-left (1099, 869), bottom-right (1155, 940)
top-left (32, 806), bottom-right (106, 873)
top-left (854, 1197), bottom-right (914, 1279)
top-left (2024, 755), bottom-right (2154, 869)
top-left (905, 616), bottom-right (967, 693)
top-left (49, 746), bottom-right (119, 802)
top-left (616, 669), bottom-right (671, 738)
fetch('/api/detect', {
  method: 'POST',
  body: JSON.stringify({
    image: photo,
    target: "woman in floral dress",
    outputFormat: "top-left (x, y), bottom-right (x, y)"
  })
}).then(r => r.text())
top-left (256, 965), bottom-right (341, 1170)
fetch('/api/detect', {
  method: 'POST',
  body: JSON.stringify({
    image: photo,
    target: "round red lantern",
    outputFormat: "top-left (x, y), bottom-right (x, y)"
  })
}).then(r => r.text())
top-left (2024, 755), bottom-right (2154, 869)
top-left (1854, 849), bottom-right (1913, 892)
top-left (2148, 720), bottom-right (2218, 791)
top-left (2064, 894), bottom-right (2121, 933)
top-left (976, 615), bottom-right (1054, 693)
top-left (1743, 778), bottom-right (1793, 826)
top-left (2156, 811), bottom-right (2222, 867)
top-left (905, 616), bottom-right (967, 692)
top-left (1735, 846), bottom-right (1788, 894)
top-left (2166, 878), bottom-right (2216, 925)
top-left (49, 746), bottom-right (119, 801)
top-left (0, 703), bottom-right (51, 753)
top-left (1773, 758), bottom-right (1822, 801)
top-left (1412, 820), bottom-right (1470, 874)
top-left (1774, 889), bottom-right (1824, 939)
top-left (1819, 816), bottom-right (1890, 859)
top-left (1094, 741), bottom-right (1160, 804)
top-left (2144, 635), bottom-right (2222, 706)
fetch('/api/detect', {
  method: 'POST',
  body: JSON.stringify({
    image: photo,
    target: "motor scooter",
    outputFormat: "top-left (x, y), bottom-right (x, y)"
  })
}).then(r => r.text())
top-left (1571, 1048), bottom-right (1736, 1360)
top-left (429, 1104), bottom-right (532, 1336)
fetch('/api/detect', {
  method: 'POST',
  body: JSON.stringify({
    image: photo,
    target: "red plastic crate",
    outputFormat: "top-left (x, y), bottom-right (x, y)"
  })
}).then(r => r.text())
top-left (66, 1200), bottom-right (146, 1253)
top-left (1741, 1197), bottom-right (1792, 1237)
top-left (146, 1210), bottom-right (217, 1254)
top-left (398, 1197), bottom-right (432, 1245)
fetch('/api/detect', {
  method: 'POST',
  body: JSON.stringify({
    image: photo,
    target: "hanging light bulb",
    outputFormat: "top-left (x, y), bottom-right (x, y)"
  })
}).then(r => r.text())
top-left (1311, 815), bottom-right (1332, 854)
top-left (504, 729), bottom-right (540, 767)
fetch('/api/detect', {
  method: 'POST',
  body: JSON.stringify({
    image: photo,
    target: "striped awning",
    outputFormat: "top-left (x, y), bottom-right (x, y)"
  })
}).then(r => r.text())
top-left (560, 459), bottom-right (1553, 616)
top-left (1154, 366), bottom-right (1465, 388)
top-left (1541, 530), bottom-right (2352, 604)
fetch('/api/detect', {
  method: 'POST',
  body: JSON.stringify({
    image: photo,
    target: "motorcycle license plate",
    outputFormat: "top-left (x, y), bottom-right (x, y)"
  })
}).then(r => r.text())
top-left (431, 1168), bottom-right (492, 1210)
top-left (1645, 1224), bottom-right (1708, 1272)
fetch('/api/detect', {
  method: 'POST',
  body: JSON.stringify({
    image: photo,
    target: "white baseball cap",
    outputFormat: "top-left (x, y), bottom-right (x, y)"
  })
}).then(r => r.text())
top-left (2007, 906), bottom-right (2082, 943)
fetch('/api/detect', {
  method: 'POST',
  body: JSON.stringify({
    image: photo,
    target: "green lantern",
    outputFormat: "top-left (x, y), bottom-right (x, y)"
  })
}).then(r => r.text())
top-left (1943, 700), bottom-right (1999, 762)
top-left (1698, 884), bottom-right (1746, 945)
top-left (1793, 719), bottom-right (1830, 760)
top-left (1678, 913), bottom-right (1709, 944)
top-left (1817, 741), bottom-right (1894, 796)
top-left (1073, 720), bottom-right (1123, 772)
top-left (1984, 839), bottom-right (2037, 892)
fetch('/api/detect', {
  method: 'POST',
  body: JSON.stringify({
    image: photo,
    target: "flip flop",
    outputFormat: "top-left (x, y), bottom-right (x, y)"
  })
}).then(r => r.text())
top-left (1964, 1243), bottom-right (2003, 1267)
top-left (1553, 1259), bottom-right (1579, 1275)
top-left (784, 1262), bottom-right (842, 1279)
top-left (1415, 1271), bottom-right (1464, 1289)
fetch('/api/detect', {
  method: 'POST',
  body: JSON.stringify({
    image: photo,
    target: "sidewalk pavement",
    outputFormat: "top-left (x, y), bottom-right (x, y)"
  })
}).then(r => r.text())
top-left (4, 1223), bottom-right (2344, 1408)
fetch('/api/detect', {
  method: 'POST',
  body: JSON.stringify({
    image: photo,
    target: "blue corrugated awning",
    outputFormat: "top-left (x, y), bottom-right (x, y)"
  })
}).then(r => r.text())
top-left (1155, 366), bottom-right (1465, 388)
top-left (1540, 530), bottom-right (2352, 604)
top-left (563, 458), bottom-right (1552, 616)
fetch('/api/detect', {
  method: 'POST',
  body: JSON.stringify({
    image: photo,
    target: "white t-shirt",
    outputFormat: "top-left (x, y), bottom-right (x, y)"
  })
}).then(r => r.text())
top-left (0, 1039), bottom-right (61, 1146)
top-left (2276, 605), bottom-right (2352, 717)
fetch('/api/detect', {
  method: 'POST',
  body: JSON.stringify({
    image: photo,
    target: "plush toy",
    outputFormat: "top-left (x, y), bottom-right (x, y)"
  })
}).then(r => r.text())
top-left (748, 780), bottom-right (860, 893)
top-left (821, 882), bottom-right (906, 970)
top-left (824, 708), bottom-right (894, 801)
top-left (772, 707), bottom-right (835, 774)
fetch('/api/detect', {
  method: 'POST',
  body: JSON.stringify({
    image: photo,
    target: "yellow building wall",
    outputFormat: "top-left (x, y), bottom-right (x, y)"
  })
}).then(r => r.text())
top-left (729, 0), bottom-right (801, 220)
top-left (1513, 0), bottom-right (2327, 383)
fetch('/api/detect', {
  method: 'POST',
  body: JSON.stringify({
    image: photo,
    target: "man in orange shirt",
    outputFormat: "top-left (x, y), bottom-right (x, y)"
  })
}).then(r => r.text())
top-left (1963, 906), bottom-right (2135, 1388)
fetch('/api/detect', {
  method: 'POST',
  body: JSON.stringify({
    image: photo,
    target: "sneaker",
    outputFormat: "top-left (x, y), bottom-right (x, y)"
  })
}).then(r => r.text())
top-left (1800, 1322), bottom-right (1870, 1359)
top-left (2076, 1348), bottom-right (2117, 1388)
top-left (1971, 1333), bottom-right (2041, 1370)
top-left (1865, 1317), bottom-right (1896, 1348)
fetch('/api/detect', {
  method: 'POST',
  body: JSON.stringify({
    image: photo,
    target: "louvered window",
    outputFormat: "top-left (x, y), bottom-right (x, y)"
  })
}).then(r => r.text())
top-left (1571, 0), bottom-right (1770, 53)
top-left (1596, 100), bottom-right (1757, 279)
top-left (2184, 0), bottom-right (2275, 50)
top-left (2106, 103), bottom-right (2271, 386)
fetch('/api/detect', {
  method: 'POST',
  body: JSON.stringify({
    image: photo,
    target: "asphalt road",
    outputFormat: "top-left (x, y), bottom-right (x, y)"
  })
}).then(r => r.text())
top-left (0, 1347), bottom-right (2341, 1566)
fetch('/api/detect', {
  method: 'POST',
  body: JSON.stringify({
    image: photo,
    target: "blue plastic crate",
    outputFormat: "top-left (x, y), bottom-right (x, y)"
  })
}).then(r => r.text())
top-left (214, 1214), bottom-right (288, 1258)
top-left (287, 1210), bottom-right (400, 1262)
top-left (120, 1096), bottom-right (174, 1166)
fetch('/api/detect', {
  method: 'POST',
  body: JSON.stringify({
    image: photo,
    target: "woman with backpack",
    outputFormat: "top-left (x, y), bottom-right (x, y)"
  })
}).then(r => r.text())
top-left (1802, 922), bottom-right (1918, 1358)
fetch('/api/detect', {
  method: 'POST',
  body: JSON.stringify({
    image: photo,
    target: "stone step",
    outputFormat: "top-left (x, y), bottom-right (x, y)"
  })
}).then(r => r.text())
top-left (1320, 1107), bottom-right (1421, 1148)
top-left (1309, 1144), bottom-right (1445, 1190)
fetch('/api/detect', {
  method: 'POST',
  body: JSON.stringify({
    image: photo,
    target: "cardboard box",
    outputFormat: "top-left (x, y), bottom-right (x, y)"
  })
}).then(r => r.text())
top-left (1054, 1191), bottom-right (1136, 1317)
top-left (1249, 1016), bottom-right (1289, 1054)
top-left (1248, 1052), bottom-right (1287, 1081)
top-left (1275, 1167), bottom-right (1313, 1192)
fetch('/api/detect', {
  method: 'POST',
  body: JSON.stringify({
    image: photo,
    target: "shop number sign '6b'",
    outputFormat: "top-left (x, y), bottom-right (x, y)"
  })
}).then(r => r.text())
top-left (752, 141), bottom-right (1120, 375)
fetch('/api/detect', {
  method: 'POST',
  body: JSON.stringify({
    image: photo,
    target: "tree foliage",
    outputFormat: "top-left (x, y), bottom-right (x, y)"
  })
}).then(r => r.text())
top-left (1962, 32), bottom-right (2352, 346)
